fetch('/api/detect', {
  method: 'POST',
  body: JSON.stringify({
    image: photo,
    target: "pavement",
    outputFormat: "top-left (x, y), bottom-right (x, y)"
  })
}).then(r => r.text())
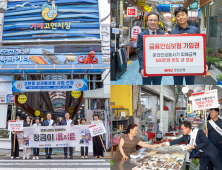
top-left (111, 59), bottom-right (219, 85)
top-left (0, 149), bottom-right (110, 170)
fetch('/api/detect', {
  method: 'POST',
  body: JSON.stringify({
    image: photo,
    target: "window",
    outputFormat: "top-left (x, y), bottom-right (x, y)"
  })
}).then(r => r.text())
top-left (211, 17), bottom-right (217, 37)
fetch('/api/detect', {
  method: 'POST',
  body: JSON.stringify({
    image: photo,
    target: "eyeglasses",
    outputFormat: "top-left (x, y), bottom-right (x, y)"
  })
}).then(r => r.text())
top-left (148, 19), bottom-right (158, 23)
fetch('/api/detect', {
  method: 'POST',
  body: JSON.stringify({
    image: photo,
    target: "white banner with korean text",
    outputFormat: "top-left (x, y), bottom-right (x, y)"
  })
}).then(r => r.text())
top-left (192, 89), bottom-right (218, 111)
top-left (16, 125), bottom-right (92, 148)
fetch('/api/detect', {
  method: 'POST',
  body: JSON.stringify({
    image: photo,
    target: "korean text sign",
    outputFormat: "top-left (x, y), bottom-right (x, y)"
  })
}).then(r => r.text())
top-left (12, 79), bottom-right (87, 92)
top-left (192, 89), bottom-right (218, 110)
top-left (127, 7), bottom-right (137, 17)
top-left (16, 125), bottom-right (92, 148)
top-left (89, 124), bottom-right (107, 137)
top-left (143, 34), bottom-right (206, 76)
top-left (8, 120), bottom-right (23, 131)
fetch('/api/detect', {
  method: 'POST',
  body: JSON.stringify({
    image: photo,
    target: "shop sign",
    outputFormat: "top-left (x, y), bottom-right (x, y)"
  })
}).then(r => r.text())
top-left (42, 111), bottom-right (65, 117)
top-left (71, 91), bottom-right (81, 98)
top-left (12, 79), bottom-right (87, 92)
top-left (8, 120), bottom-right (23, 131)
top-left (138, 0), bottom-right (145, 6)
top-left (189, 1), bottom-right (198, 9)
top-left (0, 46), bottom-right (102, 65)
top-left (157, 4), bottom-right (171, 12)
top-left (144, 4), bottom-right (151, 12)
top-left (187, 90), bottom-right (194, 97)
top-left (127, 7), bottom-right (137, 17)
top-left (18, 94), bottom-right (27, 104)
top-left (89, 123), bottom-right (106, 137)
top-left (0, 94), bottom-right (14, 103)
top-left (192, 89), bottom-right (218, 110)
top-left (171, 4), bottom-right (181, 7)
top-left (131, 26), bottom-right (141, 40)
top-left (112, 28), bottom-right (119, 34)
top-left (143, 34), bottom-right (206, 77)
top-left (188, 104), bottom-right (192, 113)
top-left (34, 110), bottom-right (41, 116)
top-left (3, 0), bottom-right (100, 41)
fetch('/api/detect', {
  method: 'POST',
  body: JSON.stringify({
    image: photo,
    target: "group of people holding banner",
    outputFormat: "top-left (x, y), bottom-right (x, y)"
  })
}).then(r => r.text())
top-left (10, 112), bottom-right (104, 160)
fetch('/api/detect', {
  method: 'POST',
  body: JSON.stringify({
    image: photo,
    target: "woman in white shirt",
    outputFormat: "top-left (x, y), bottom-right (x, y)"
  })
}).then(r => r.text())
top-left (91, 114), bottom-right (104, 158)
top-left (32, 117), bottom-right (41, 160)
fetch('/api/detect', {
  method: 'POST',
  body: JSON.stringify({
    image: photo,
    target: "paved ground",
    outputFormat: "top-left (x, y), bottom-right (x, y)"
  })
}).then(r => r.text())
top-left (0, 149), bottom-right (110, 170)
top-left (111, 59), bottom-right (219, 85)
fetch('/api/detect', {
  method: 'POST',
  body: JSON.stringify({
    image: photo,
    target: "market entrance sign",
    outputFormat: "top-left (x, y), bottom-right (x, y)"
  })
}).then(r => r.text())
top-left (12, 79), bottom-right (87, 92)
top-left (192, 89), bottom-right (218, 110)
top-left (143, 34), bottom-right (206, 77)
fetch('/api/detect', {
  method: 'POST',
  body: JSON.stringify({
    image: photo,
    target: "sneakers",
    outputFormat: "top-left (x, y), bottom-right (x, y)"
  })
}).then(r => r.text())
top-left (32, 156), bottom-right (36, 160)
top-left (11, 156), bottom-right (14, 159)
top-left (27, 157), bottom-right (29, 160)
top-left (16, 157), bottom-right (19, 159)
top-left (23, 157), bottom-right (25, 160)
top-left (36, 156), bottom-right (39, 160)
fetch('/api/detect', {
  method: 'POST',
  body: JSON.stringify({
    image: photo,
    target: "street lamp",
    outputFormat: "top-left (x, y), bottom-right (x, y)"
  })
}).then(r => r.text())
top-left (182, 86), bottom-right (189, 93)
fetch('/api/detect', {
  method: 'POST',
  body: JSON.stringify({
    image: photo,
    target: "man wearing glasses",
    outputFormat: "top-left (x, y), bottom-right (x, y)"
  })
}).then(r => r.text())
top-left (137, 12), bottom-right (165, 85)
top-left (161, 121), bottom-right (222, 170)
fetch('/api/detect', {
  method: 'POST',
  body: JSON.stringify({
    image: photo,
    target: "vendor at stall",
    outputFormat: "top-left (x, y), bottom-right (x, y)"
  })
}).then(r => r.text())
top-left (113, 124), bottom-right (158, 162)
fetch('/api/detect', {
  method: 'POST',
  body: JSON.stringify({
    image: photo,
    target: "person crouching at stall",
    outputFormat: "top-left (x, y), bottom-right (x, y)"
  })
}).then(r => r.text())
top-left (78, 118), bottom-right (89, 159)
top-left (59, 112), bottom-right (74, 159)
top-left (113, 124), bottom-right (159, 162)
top-left (32, 117), bottom-right (41, 160)
top-left (11, 116), bottom-right (21, 159)
top-left (161, 121), bottom-right (222, 170)
top-left (23, 116), bottom-right (33, 159)
top-left (91, 114), bottom-right (104, 158)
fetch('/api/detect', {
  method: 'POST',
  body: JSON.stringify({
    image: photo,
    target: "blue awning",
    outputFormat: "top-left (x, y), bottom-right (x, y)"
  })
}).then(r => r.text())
top-left (0, 64), bottom-right (109, 74)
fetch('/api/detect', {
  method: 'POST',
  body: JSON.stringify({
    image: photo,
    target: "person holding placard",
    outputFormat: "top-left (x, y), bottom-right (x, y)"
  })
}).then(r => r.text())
top-left (91, 114), bottom-right (104, 158)
top-left (41, 113), bottom-right (55, 159)
top-left (162, 121), bottom-right (222, 170)
top-left (113, 124), bottom-right (159, 162)
top-left (11, 116), bottom-right (21, 159)
top-left (170, 7), bottom-right (208, 85)
top-left (59, 113), bottom-right (74, 159)
top-left (204, 108), bottom-right (222, 170)
top-left (32, 117), bottom-right (41, 160)
top-left (137, 12), bottom-right (165, 85)
top-left (78, 118), bottom-right (89, 159)
top-left (23, 116), bottom-right (33, 159)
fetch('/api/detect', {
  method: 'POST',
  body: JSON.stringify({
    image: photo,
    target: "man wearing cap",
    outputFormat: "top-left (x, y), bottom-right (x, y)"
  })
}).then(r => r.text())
top-left (204, 108), bottom-right (222, 170)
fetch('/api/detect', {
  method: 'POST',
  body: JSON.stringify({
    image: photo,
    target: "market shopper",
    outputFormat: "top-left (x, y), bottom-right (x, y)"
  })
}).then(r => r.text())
top-left (162, 121), bottom-right (222, 170)
top-left (32, 117), bottom-right (41, 160)
top-left (23, 116), bottom-right (33, 159)
top-left (204, 108), bottom-right (222, 170)
top-left (170, 7), bottom-right (208, 85)
top-left (11, 116), bottom-right (21, 159)
top-left (78, 118), bottom-right (89, 159)
top-left (137, 12), bottom-right (165, 85)
top-left (113, 124), bottom-right (159, 162)
top-left (41, 113), bottom-right (55, 159)
top-left (91, 114), bottom-right (104, 158)
top-left (178, 114), bottom-right (183, 126)
top-left (59, 113), bottom-right (74, 159)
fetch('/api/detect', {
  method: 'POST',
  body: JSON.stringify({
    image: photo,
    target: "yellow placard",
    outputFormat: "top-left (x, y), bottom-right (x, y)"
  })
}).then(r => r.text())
top-left (138, 0), bottom-right (145, 6)
top-left (35, 110), bottom-right (41, 116)
top-left (147, 8), bottom-right (152, 12)
top-left (18, 94), bottom-right (27, 104)
top-left (71, 91), bottom-right (81, 98)
top-left (144, 4), bottom-right (150, 10)
top-left (188, 104), bottom-right (192, 114)
top-left (172, 18), bottom-right (175, 22)
top-left (68, 106), bottom-right (75, 113)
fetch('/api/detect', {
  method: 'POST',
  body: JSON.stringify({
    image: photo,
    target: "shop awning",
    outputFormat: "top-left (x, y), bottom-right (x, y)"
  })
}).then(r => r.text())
top-left (0, 64), bottom-right (110, 75)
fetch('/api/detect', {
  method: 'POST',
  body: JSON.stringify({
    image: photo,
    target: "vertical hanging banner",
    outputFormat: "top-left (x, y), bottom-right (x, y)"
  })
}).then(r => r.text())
top-left (12, 79), bottom-right (87, 92)
top-left (192, 89), bottom-right (218, 110)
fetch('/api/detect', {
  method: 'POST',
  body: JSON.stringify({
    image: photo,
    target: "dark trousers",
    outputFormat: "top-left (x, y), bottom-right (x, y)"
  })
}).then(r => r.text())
top-left (93, 136), bottom-right (104, 157)
top-left (208, 144), bottom-right (222, 170)
top-left (45, 148), bottom-right (52, 157)
top-left (33, 148), bottom-right (39, 156)
top-left (81, 146), bottom-right (88, 156)
top-left (11, 136), bottom-right (19, 157)
top-left (142, 76), bottom-right (162, 85)
top-left (173, 76), bottom-right (195, 85)
top-left (199, 152), bottom-right (222, 170)
top-left (64, 147), bottom-right (73, 157)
